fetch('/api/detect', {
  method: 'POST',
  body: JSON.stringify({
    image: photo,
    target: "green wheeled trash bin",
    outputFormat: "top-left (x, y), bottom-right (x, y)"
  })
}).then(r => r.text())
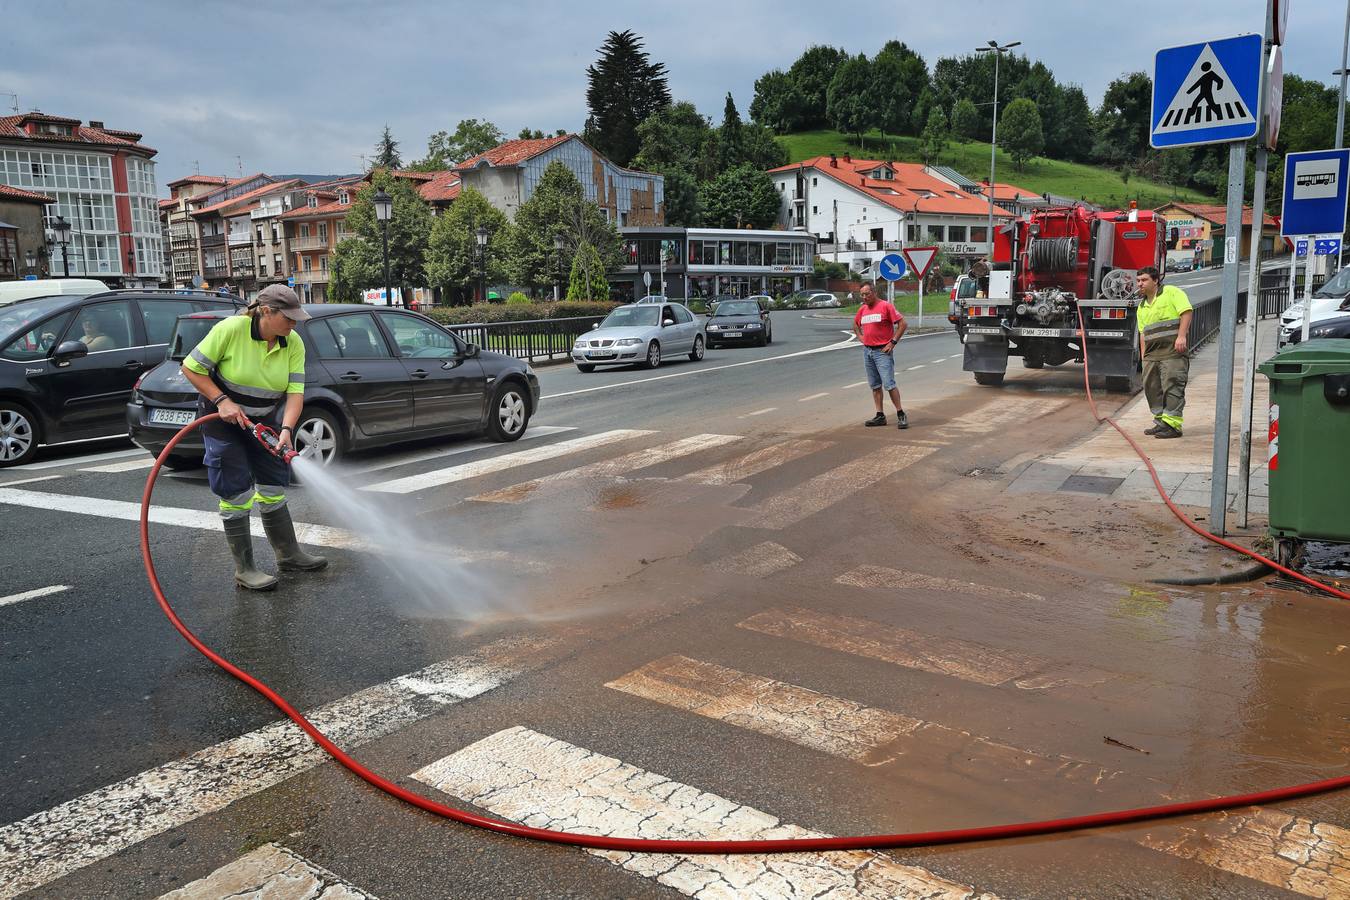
top-left (1257, 339), bottom-right (1350, 566)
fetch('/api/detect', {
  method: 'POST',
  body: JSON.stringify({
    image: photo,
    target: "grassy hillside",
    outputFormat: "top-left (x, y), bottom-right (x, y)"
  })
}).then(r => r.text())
top-left (779, 130), bottom-right (1214, 210)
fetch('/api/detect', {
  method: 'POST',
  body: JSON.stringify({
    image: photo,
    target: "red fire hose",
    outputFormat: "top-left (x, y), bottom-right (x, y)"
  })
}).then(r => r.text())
top-left (140, 401), bottom-right (1349, 854)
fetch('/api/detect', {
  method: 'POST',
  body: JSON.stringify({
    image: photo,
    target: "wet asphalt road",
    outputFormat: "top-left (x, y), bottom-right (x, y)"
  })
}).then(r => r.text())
top-left (3, 281), bottom-right (1347, 899)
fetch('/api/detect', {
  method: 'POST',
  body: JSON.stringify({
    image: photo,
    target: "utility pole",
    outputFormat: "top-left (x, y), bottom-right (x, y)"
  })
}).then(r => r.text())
top-left (833, 199), bottom-right (839, 263)
top-left (1336, 0), bottom-right (1349, 268)
top-left (976, 39), bottom-right (1021, 261)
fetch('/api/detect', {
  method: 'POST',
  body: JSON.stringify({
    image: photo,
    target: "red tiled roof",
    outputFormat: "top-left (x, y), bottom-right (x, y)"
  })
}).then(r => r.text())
top-left (190, 178), bottom-right (301, 217)
top-left (980, 181), bottom-right (1039, 202)
top-left (1157, 202), bottom-right (1278, 229)
top-left (280, 191), bottom-right (351, 220)
top-left (168, 174), bottom-right (229, 188)
top-left (771, 156), bottom-right (1012, 218)
top-left (158, 198), bottom-right (176, 210)
top-left (0, 184), bottom-right (55, 204)
top-left (416, 171), bottom-right (461, 203)
top-left (0, 114), bottom-right (156, 155)
top-left (456, 134), bottom-right (574, 170)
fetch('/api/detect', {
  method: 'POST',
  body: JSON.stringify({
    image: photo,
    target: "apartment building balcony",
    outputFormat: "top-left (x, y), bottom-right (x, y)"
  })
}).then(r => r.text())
top-left (227, 232), bottom-right (252, 246)
top-left (289, 235), bottom-right (329, 252)
top-left (204, 265), bottom-right (230, 280)
top-left (200, 233), bottom-right (225, 249)
top-left (293, 269), bottom-right (329, 284)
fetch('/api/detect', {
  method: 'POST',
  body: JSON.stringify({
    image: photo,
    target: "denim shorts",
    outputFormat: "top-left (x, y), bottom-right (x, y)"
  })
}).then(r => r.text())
top-left (862, 346), bottom-right (896, 391)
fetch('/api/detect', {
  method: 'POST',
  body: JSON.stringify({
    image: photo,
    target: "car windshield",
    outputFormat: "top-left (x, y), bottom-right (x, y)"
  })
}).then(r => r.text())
top-left (601, 306), bottom-right (660, 328)
top-left (1313, 267), bottom-right (1350, 298)
top-left (0, 296), bottom-right (70, 342)
top-left (714, 301), bottom-right (760, 317)
top-left (168, 316), bottom-right (229, 360)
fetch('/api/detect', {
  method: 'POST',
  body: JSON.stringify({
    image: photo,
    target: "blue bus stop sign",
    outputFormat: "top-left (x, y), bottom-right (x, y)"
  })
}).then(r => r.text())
top-left (1281, 149), bottom-right (1350, 238)
top-left (1151, 34), bottom-right (1261, 149)
top-left (879, 253), bottom-right (906, 282)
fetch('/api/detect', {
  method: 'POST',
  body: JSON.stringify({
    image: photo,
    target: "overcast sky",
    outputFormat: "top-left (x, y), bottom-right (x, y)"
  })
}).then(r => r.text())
top-left (2, 0), bottom-right (1345, 192)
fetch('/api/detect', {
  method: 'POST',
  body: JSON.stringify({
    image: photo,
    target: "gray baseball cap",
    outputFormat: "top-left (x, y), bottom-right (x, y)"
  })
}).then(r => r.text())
top-left (256, 284), bottom-right (310, 321)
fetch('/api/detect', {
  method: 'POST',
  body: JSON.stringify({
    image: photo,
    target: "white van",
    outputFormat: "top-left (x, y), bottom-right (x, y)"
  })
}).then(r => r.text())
top-left (0, 278), bottom-right (109, 305)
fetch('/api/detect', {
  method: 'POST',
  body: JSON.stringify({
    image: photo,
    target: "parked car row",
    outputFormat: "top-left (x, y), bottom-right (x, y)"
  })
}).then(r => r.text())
top-left (1279, 267), bottom-right (1350, 347)
top-left (0, 287), bottom-right (538, 468)
top-left (572, 294), bottom-right (789, 370)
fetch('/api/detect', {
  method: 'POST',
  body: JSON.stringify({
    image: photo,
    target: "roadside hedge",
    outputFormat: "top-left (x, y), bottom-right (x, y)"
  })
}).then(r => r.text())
top-left (423, 301), bottom-right (619, 326)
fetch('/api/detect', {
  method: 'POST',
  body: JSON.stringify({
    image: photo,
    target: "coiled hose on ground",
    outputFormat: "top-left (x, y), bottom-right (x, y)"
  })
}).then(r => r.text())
top-left (140, 382), bottom-right (1349, 854)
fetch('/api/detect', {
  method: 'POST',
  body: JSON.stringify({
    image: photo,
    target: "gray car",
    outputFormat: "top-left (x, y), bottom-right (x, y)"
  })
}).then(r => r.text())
top-left (572, 302), bottom-right (705, 371)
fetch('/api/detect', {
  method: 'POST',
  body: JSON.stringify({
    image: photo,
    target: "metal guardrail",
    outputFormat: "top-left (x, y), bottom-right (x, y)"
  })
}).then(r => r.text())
top-left (447, 315), bottom-right (605, 362)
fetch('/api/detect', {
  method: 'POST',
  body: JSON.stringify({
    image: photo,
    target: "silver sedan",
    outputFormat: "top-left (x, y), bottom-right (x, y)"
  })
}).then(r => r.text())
top-left (572, 303), bottom-right (705, 371)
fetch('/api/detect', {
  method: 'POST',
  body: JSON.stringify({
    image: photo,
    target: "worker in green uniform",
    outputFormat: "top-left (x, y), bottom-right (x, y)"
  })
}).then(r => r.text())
top-left (181, 285), bottom-right (327, 590)
top-left (1135, 266), bottom-right (1193, 440)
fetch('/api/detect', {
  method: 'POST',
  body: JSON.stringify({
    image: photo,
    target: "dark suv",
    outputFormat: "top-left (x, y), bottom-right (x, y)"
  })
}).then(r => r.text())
top-left (0, 289), bottom-right (242, 466)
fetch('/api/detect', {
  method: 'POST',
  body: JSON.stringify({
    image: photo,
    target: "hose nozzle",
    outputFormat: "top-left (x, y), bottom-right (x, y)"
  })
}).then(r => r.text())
top-left (251, 423), bottom-right (298, 464)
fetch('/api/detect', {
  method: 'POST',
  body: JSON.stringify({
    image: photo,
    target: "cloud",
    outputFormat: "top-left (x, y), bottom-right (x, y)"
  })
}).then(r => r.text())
top-left (6, 0), bottom-right (1343, 190)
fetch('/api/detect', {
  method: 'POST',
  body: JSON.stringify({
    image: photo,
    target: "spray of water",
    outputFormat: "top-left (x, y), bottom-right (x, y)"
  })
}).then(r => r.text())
top-left (289, 456), bottom-right (528, 625)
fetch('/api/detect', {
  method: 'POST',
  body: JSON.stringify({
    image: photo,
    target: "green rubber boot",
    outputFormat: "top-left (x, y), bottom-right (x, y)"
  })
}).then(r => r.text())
top-left (223, 517), bottom-right (278, 591)
top-left (260, 505), bottom-right (328, 573)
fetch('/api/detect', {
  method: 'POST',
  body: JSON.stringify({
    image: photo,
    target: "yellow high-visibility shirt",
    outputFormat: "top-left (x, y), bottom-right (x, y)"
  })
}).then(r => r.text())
top-left (1137, 284), bottom-right (1192, 358)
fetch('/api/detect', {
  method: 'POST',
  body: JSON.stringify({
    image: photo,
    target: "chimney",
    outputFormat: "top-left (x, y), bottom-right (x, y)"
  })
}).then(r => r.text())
top-left (829, 153), bottom-right (837, 168)
top-left (88, 120), bottom-right (104, 129)
top-left (843, 152), bottom-right (851, 163)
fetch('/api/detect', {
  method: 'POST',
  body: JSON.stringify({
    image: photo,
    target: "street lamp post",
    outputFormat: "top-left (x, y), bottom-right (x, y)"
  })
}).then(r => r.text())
top-left (553, 234), bottom-right (566, 302)
top-left (475, 225), bottom-right (490, 303)
top-left (372, 189), bottom-right (393, 306)
top-left (52, 215), bottom-right (72, 277)
top-left (976, 39), bottom-right (1021, 260)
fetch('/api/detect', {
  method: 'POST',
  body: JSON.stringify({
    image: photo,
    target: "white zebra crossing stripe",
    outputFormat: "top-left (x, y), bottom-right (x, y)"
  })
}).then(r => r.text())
top-left (679, 439), bottom-right (829, 486)
top-left (1136, 809), bottom-right (1350, 898)
top-left (934, 399), bottom-right (1070, 438)
top-left (0, 633), bottom-right (571, 899)
top-left (350, 425), bottom-right (574, 474)
top-left (607, 656), bottom-right (1350, 896)
top-left (363, 429), bottom-right (655, 494)
top-left (0, 585), bottom-right (70, 608)
top-left (412, 727), bottom-right (998, 899)
top-left (156, 843), bottom-right (376, 899)
top-left (0, 488), bottom-right (509, 562)
top-left (607, 655), bottom-right (1129, 781)
top-left (470, 434), bottom-right (741, 504)
top-left (708, 541), bottom-right (802, 577)
top-left (836, 565), bottom-right (1045, 603)
top-left (78, 457), bottom-right (155, 473)
top-left (737, 607), bottom-right (1109, 691)
top-left (742, 444), bottom-right (936, 530)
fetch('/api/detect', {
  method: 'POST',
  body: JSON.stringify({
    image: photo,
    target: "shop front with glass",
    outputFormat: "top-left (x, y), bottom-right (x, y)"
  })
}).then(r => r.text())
top-left (615, 227), bottom-right (815, 301)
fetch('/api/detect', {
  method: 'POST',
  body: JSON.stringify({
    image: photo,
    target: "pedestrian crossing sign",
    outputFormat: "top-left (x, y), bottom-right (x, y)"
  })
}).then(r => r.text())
top-left (1151, 34), bottom-right (1262, 149)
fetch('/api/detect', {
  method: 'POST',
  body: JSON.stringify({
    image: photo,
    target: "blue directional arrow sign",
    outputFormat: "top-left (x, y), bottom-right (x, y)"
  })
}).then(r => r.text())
top-left (879, 253), bottom-right (906, 282)
top-left (1151, 34), bottom-right (1262, 149)
top-left (1281, 149), bottom-right (1350, 237)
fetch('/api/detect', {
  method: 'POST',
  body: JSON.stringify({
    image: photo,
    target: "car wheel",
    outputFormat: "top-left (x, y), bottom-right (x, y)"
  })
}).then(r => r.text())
top-left (487, 380), bottom-right (529, 442)
top-left (0, 401), bottom-right (40, 467)
top-left (162, 453), bottom-right (203, 471)
top-left (294, 407), bottom-right (344, 465)
top-left (689, 335), bottom-right (705, 362)
top-left (973, 371), bottom-right (1005, 387)
top-left (644, 341), bottom-right (661, 369)
top-left (576, 364), bottom-right (596, 373)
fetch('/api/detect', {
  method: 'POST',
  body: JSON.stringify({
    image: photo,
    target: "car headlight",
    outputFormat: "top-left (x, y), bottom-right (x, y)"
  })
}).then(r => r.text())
top-left (707, 324), bottom-right (721, 331)
top-left (615, 338), bottom-right (642, 346)
top-left (744, 322), bottom-right (762, 329)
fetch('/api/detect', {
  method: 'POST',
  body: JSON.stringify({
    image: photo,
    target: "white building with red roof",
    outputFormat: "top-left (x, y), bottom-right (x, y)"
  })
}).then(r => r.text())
top-left (768, 153), bottom-right (1013, 275)
top-left (457, 134), bottom-right (662, 226)
top-left (0, 111), bottom-right (163, 286)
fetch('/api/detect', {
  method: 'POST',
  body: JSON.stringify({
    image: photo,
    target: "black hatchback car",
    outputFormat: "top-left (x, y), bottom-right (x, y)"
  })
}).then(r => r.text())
top-left (704, 297), bottom-right (773, 348)
top-left (127, 304), bottom-right (540, 467)
top-left (0, 289), bottom-right (243, 466)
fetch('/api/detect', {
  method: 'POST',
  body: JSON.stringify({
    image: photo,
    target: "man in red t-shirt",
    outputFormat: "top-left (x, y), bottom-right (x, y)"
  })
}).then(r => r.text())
top-left (852, 283), bottom-right (908, 429)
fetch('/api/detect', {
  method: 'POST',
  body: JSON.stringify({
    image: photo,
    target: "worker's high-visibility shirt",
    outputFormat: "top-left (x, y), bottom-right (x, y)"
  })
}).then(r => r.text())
top-left (1137, 284), bottom-right (1193, 359)
top-left (183, 314), bottom-right (305, 416)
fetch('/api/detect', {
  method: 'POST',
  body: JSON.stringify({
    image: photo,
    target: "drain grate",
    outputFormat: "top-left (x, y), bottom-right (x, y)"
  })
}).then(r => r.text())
top-left (1059, 474), bottom-right (1125, 495)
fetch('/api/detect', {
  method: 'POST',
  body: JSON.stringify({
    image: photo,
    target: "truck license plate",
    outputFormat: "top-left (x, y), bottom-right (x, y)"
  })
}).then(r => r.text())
top-left (1019, 327), bottom-right (1061, 337)
top-left (150, 408), bottom-right (195, 426)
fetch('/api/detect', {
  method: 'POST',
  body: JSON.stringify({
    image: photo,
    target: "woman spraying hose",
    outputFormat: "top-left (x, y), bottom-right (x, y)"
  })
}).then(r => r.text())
top-left (180, 285), bottom-right (327, 590)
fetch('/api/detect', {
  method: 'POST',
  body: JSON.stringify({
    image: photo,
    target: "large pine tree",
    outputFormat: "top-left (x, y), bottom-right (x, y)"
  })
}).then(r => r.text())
top-left (583, 30), bottom-right (671, 167)
top-left (372, 125), bottom-right (402, 170)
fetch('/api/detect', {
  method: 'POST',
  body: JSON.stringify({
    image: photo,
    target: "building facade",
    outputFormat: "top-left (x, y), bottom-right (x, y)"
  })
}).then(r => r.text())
top-left (0, 111), bottom-right (163, 286)
top-left (768, 154), bottom-right (1013, 276)
top-left (160, 174), bottom-right (227, 287)
top-left (0, 184), bottom-right (55, 280)
top-left (1154, 202), bottom-right (1284, 266)
top-left (613, 227), bottom-right (815, 302)
top-left (458, 135), bottom-right (663, 226)
top-left (280, 182), bottom-right (361, 302)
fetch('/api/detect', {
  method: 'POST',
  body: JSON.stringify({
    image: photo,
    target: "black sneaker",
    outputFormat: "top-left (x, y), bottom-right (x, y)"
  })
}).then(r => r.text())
top-left (1144, 421), bottom-right (1164, 435)
top-left (1154, 424), bottom-right (1182, 439)
top-left (864, 412), bottom-right (886, 427)
top-left (896, 410), bottom-right (909, 430)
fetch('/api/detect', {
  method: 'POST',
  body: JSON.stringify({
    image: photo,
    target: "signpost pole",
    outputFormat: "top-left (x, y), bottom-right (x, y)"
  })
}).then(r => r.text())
top-left (1301, 244), bottom-right (1316, 342)
top-left (1209, 141), bottom-right (1247, 535)
top-left (1288, 247), bottom-right (1297, 309)
top-left (1236, 145), bottom-right (1268, 527)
